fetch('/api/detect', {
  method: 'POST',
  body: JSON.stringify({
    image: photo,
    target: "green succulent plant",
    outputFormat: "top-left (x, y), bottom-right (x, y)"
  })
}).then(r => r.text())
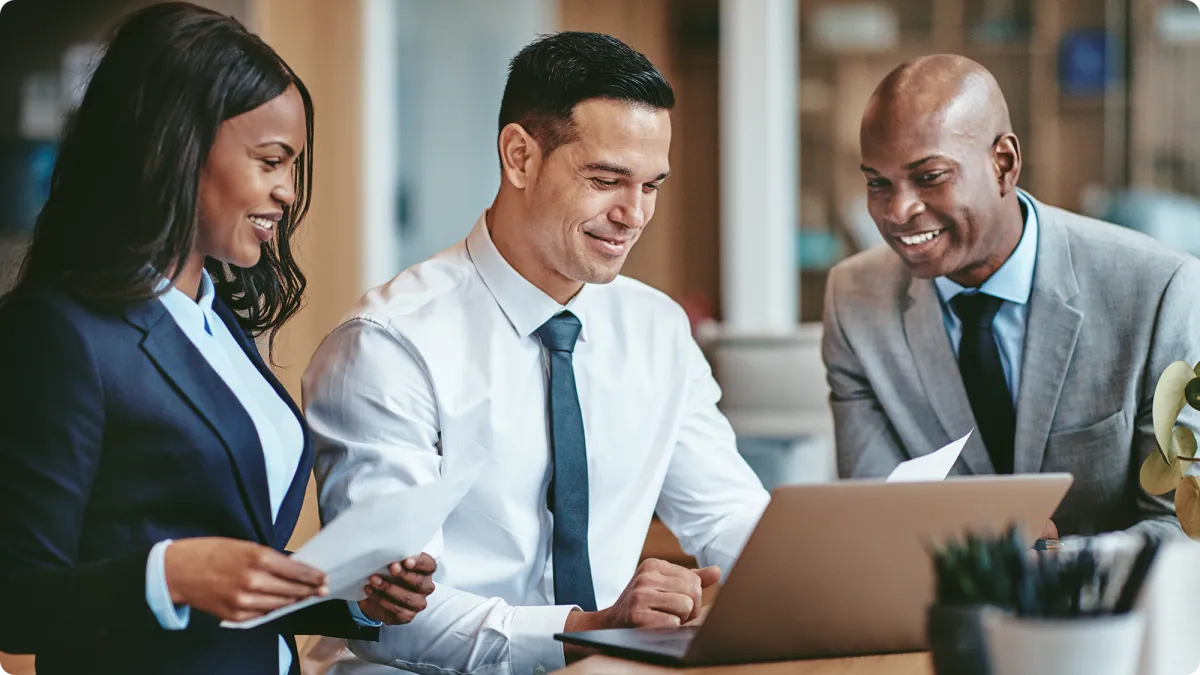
top-left (931, 527), bottom-right (1025, 609)
top-left (1140, 361), bottom-right (1200, 539)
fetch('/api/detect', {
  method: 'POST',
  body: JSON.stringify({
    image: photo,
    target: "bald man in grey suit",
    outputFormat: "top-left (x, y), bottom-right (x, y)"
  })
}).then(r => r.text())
top-left (823, 55), bottom-right (1200, 540)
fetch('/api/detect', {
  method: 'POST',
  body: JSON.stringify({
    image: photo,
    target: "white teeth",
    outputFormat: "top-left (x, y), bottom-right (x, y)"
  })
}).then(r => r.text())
top-left (249, 216), bottom-right (274, 230)
top-left (899, 230), bottom-right (941, 246)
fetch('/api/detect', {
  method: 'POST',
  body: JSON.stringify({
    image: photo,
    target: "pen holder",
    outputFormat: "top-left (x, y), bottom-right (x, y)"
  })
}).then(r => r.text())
top-left (982, 611), bottom-right (1145, 675)
top-left (927, 603), bottom-right (999, 675)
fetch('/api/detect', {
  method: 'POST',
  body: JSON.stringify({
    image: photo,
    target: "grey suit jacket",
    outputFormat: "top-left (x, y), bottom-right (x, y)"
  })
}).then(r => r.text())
top-left (823, 194), bottom-right (1200, 538)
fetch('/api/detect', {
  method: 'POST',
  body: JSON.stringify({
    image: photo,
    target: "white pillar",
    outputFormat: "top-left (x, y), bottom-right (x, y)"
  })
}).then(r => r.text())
top-left (360, 0), bottom-right (401, 290)
top-left (720, 0), bottom-right (799, 332)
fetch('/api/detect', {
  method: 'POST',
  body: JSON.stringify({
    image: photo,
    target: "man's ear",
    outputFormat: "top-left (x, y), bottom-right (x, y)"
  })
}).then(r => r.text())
top-left (993, 132), bottom-right (1022, 196)
top-left (498, 123), bottom-right (541, 190)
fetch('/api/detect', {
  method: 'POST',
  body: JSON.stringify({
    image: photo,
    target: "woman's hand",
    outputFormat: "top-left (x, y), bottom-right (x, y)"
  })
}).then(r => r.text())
top-left (164, 537), bottom-right (328, 622)
top-left (357, 553), bottom-right (437, 625)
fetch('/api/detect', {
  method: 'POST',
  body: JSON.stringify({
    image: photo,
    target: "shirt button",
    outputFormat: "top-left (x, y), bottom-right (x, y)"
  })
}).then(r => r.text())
top-left (535, 665), bottom-right (546, 675)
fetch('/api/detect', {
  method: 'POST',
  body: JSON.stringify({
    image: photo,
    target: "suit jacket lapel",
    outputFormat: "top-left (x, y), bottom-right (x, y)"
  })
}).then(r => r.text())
top-left (210, 300), bottom-right (313, 549)
top-left (903, 278), bottom-right (996, 474)
top-left (125, 299), bottom-right (274, 544)
top-left (1013, 198), bottom-right (1084, 473)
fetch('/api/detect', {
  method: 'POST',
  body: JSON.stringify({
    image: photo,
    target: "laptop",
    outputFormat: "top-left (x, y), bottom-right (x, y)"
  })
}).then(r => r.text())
top-left (555, 473), bottom-right (1073, 666)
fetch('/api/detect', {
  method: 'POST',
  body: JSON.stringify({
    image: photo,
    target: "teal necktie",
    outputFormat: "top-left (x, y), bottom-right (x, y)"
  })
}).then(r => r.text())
top-left (535, 311), bottom-right (597, 611)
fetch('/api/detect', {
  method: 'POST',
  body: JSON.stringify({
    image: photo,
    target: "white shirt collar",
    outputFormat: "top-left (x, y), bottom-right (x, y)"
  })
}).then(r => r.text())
top-left (157, 268), bottom-right (218, 336)
top-left (465, 212), bottom-right (590, 343)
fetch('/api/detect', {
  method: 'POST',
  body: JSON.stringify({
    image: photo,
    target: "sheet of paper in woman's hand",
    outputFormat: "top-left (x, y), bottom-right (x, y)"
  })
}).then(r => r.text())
top-left (221, 465), bottom-right (480, 629)
top-left (885, 429), bottom-right (972, 482)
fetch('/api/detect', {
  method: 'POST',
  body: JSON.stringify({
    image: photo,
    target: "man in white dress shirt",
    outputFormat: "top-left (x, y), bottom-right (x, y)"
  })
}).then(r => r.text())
top-left (302, 32), bottom-right (770, 675)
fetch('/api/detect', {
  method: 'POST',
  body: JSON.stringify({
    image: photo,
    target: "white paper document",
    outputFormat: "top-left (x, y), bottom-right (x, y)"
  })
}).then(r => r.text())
top-left (885, 429), bottom-right (972, 483)
top-left (222, 466), bottom-right (479, 629)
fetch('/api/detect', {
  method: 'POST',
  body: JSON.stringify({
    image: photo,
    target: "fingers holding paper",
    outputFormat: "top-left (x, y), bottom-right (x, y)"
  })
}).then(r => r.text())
top-left (164, 537), bottom-right (329, 623)
top-left (218, 470), bottom-right (477, 630)
top-left (390, 552), bottom-right (437, 593)
top-left (358, 553), bottom-right (438, 625)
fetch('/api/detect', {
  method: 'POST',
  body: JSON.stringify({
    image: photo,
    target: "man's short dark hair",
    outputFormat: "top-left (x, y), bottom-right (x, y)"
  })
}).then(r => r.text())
top-left (498, 31), bottom-right (675, 156)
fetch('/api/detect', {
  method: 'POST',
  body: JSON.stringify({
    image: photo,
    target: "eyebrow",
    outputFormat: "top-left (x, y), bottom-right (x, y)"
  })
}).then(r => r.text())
top-left (256, 141), bottom-right (296, 157)
top-left (584, 162), bottom-right (670, 182)
top-left (905, 155), bottom-right (947, 169)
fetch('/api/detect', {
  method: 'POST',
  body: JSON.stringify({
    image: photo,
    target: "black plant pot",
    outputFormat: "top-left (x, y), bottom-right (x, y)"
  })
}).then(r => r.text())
top-left (927, 604), bottom-right (999, 675)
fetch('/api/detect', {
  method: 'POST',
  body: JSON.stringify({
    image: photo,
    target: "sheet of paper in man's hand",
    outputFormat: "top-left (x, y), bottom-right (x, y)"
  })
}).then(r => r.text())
top-left (885, 429), bottom-right (973, 482)
top-left (221, 465), bottom-right (480, 629)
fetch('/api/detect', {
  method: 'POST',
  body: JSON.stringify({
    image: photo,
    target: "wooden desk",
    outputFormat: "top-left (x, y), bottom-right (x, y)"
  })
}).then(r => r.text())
top-left (561, 653), bottom-right (931, 675)
top-left (642, 518), bottom-right (696, 568)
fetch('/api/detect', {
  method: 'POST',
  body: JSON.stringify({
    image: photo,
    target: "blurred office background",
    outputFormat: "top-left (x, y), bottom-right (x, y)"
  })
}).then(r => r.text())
top-left (2, 0), bottom-right (1199, 669)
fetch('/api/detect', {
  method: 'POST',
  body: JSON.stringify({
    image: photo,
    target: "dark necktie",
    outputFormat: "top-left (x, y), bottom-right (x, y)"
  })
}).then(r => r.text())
top-left (534, 311), bottom-right (597, 611)
top-left (951, 292), bottom-right (1016, 475)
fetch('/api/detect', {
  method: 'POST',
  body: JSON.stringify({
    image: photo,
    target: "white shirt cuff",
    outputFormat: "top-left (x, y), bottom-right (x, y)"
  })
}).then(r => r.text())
top-left (509, 604), bottom-right (578, 675)
top-left (347, 599), bottom-right (384, 627)
top-left (145, 539), bottom-right (191, 630)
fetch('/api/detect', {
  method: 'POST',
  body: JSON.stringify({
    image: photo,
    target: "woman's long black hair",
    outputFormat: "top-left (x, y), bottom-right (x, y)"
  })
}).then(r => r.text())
top-left (14, 2), bottom-right (313, 358)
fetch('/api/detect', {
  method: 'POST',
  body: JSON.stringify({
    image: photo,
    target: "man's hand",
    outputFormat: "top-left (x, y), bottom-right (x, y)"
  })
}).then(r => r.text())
top-left (1039, 520), bottom-right (1059, 541)
top-left (164, 537), bottom-right (328, 623)
top-left (357, 553), bottom-right (437, 625)
top-left (562, 559), bottom-right (721, 663)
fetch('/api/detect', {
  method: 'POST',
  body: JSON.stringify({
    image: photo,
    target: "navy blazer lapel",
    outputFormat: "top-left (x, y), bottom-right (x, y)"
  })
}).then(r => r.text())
top-left (210, 300), bottom-right (313, 549)
top-left (124, 300), bottom-right (274, 544)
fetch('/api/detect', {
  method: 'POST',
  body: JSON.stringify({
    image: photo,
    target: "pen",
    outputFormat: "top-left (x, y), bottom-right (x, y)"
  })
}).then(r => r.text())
top-left (1112, 537), bottom-right (1161, 614)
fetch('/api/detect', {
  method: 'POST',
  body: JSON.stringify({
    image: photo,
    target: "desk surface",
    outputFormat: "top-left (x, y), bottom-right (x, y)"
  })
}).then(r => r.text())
top-left (561, 653), bottom-right (931, 675)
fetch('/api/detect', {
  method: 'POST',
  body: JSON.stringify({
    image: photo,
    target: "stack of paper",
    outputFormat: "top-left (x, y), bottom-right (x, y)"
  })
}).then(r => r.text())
top-left (222, 467), bottom-right (479, 629)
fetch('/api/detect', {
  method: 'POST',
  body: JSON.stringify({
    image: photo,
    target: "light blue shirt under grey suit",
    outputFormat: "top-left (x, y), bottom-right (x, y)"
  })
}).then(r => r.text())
top-left (933, 190), bottom-right (1040, 405)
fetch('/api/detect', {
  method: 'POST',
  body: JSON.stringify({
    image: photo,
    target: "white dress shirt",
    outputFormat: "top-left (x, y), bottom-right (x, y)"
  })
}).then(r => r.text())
top-left (303, 214), bottom-right (770, 675)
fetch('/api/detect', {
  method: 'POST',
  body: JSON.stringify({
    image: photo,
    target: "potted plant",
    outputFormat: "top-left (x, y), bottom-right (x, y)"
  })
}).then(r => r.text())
top-left (1140, 360), bottom-right (1200, 537)
top-left (928, 527), bottom-right (1158, 675)
top-left (927, 527), bottom-right (1026, 675)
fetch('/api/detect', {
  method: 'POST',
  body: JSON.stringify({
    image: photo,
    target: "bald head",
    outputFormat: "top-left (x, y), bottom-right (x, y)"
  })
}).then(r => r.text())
top-left (858, 55), bottom-right (1026, 287)
top-left (864, 54), bottom-right (1012, 148)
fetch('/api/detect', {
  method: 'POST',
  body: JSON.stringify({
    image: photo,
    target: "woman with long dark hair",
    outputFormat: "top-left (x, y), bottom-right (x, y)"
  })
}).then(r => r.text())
top-left (0, 4), bottom-right (433, 673)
